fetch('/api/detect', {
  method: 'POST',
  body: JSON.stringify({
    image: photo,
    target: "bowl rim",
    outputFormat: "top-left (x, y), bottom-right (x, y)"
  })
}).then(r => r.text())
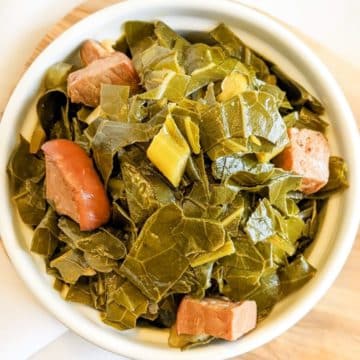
top-left (1, 0), bottom-right (360, 358)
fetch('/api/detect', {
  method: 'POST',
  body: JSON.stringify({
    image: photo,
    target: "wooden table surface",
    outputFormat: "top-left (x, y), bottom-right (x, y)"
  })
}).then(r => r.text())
top-left (6, 0), bottom-right (360, 358)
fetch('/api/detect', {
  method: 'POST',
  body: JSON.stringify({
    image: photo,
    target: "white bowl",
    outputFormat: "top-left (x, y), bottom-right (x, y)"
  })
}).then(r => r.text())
top-left (1, 0), bottom-right (359, 358)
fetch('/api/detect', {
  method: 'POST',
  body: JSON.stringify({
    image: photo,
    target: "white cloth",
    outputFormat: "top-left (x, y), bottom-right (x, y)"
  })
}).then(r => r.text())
top-left (0, 1), bottom-right (359, 359)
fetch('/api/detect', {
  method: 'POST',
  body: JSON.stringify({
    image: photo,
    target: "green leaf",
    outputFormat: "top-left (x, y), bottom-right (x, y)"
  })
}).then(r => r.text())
top-left (113, 34), bottom-right (129, 53)
top-left (120, 204), bottom-right (190, 302)
top-left (300, 200), bottom-right (319, 239)
top-left (50, 249), bottom-right (96, 284)
top-left (215, 237), bottom-right (266, 300)
top-left (31, 207), bottom-right (59, 256)
top-left (186, 57), bottom-right (239, 95)
top-left (184, 43), bottom-right (225, 75)
top-left (146, 114), bottom-right (190, 187)
top-left (209, 23), bottom-right (269, 79)
top-left (37, 88), bottom-right (71, 140)
top-left (60, 282), bottom-right (93, 307)
top-left (58, 217), bottom-right (127, 260)
top-left (241, 90), bottom-right (287, 144)
top-left (189, 237), bottom-right (235, 267)
top-left (124, 21), bottom-right (156, 57)
top-left (246, 268), bottom-right (281, 320)
top-left (206, 137), bottom-right (247, 160)
top-left (91, 120), bottom-right (160, 184)
top-left (142, 46), bottom-right (183, 75)
top-left (7, 136), bottom-right (45, 193)
top-left (296, 107), bottom-right (328, 132)
top-left (258, 83), bottom-right (288, 108)
top-left (212, 153), bottom-right (274, 183)
top-left (226, 168), bottom-right (301, 215)
top-left (103, 279), bottom-right (149, 329)
top-left (199, 98), bottom-right (244, 151)
top-left (153, 295), bottom-right (177, 328)
top-left (128, 96), bottom-right (149, 123)
top-left (246, 198), bottom-right (297, 255)
top-left (270, 64), bottom-right (324, 114)
top-left (112, 201), bottom-right (138, 249)
top-left (245, 199), bottom-right (279, 243)
top-left (278, 255), bottom-right (316, 296)
top-left (84, 252), bottom-right (118, 273)
top-left (100, 84), bottom-right (129, 122)
top-left (314, 156), bottom-right (349, 198)
top-left (283, 108), bottom-right (328, 132)
top-left (139, 70), bottom-right (191, 102)
top-left (121, 161), bottom-right (160, 224)
top-left (266, 170), bottom-right (302, 214)
top-left (13, 179), bottom-right (46, 226)
top-left (172, 216), bottom-right (226, 256)
top-left (154, 21), bottom-right (190, 51)
top-left (168, 324), bottom-right (214, 349)
top-left (120, 203), bottom-right (226, 302)
top-left (44, 62), bottom-right (72, 90)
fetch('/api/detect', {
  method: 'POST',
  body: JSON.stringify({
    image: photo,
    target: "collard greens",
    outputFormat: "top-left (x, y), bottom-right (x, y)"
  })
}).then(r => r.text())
top-left (7, 20), bottom-right (348, 349)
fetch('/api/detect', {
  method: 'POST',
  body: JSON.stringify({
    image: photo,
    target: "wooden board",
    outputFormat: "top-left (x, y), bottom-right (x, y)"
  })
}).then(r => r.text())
top-left (8, 1), bottom-right (360, 359)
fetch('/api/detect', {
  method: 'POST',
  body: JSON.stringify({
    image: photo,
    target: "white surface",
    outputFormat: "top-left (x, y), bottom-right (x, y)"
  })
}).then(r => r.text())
top-left (0, 0), bottom-right (359, 359)
top-left (0, 244), bottom-right (66, 359)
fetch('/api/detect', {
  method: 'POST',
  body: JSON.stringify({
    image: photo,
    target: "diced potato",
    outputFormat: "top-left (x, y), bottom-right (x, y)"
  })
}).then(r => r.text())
top-left (147, 114), bottom-right (190, 187)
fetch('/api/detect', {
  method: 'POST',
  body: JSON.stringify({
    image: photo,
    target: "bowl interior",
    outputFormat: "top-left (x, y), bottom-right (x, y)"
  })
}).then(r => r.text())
top-left (1, 1), bottom-right (359, 359)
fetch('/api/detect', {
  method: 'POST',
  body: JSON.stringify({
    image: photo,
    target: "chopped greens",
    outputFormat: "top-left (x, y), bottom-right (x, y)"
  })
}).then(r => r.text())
top-left (7, 21), bottom-right (348, 350)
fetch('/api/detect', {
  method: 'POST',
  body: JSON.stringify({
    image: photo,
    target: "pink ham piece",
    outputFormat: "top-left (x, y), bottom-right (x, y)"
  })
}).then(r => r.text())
top-left (80, 39), bottom-right (112, 66)
top-left (41, 139), bottom-right (110, 231)
top-left (67, 52), bottom-right (140, 107)
top-left (274, 127), bottom-right (330, 195)
top-left (176, 297), bottom-right (257, 341)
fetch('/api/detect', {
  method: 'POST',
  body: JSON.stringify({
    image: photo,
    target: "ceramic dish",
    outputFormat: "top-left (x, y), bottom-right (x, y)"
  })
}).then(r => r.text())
top-left (0, 0), bottom-right (359, 358)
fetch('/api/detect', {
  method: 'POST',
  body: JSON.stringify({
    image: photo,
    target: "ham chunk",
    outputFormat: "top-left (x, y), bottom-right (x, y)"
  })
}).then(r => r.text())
top-left (42, 139), bottom-right (110, 231)
top-left (176, 297), bottom-right (257, 341)
top-left (67, 52), bottom-right (139, 107)
top-left (274, 128), bottom-right (330, 195)
top-left (80, 39), bottom-right (113, 65)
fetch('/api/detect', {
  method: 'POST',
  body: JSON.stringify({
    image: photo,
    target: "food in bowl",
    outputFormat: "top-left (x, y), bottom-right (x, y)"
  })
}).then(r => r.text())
top-left (7, 20), bottom-right (348, 349)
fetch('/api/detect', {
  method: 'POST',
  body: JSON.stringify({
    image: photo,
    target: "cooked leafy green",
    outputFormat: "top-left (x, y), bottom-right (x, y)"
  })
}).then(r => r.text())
top-left (121, 161), bottom-right (161, 224)
top-left (269, 65), bottom-right (324, 114)
top-left (7, 136), bottom-right (44, 192)
top-left (91, 120), bottom-right (161, 184)
top-left (50, 249), bottom-right (96, 284)
top-left (278, 255), bottom-right (316, 296)
top-left (13, 179), bottom-right (46, 226)
top-left (103, 278), bottom-right (150, 329)
top-left (283, 107), bottom-right (328, 132)
top-left (8, 20), bottom-right (348, 349)
top-left (168, 324), bottom-right (214, 349)
top-left (209, 23), bottom-right (270, 79)
top-left (99, 83), bottom-right (129, 122)
top-left (37, 88), bottom-right (71, 140)
top-left (58, 217), bottom-right (127, 260)
top-left (31, 208), bottom-right (59, 256)
top-left (44, 62), bottom-right (72, 90)
top-left (120, 204), bottom-right (190, 302)
top-left (314, 156), bottom-right (349, 198)
top-left (60, 281), bottom-right (93, 307)
top-left (147, 114), bottom-right (190, 187)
